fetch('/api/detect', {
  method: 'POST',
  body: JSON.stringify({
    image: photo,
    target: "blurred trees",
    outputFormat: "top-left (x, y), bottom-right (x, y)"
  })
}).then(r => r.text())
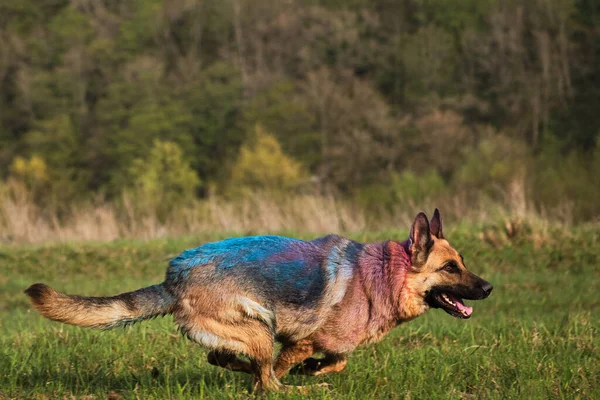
top-left (0, 0), bottom-right (599, 221)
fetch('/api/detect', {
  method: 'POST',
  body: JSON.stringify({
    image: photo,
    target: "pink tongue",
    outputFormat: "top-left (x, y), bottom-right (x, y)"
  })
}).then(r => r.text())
top-left (447, 294), bottom-right (473, 316)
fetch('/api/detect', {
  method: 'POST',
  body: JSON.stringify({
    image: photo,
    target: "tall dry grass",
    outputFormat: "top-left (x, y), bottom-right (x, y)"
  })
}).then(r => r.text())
top-left (0, 193), bottom-right (367, 244)
top-left (0, 179), bottom-right (571, 245)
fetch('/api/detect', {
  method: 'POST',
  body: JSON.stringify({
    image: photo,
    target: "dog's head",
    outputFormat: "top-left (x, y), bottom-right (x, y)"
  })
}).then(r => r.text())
top-left (405, 209), bottom-right (493, 319)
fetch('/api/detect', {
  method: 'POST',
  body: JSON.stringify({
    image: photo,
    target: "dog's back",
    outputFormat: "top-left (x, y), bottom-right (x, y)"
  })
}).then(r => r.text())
top-left (168, 235), bottom-right (327, 303)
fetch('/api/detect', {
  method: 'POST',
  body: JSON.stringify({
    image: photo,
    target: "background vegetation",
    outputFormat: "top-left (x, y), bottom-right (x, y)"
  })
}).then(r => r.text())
top-left (0, 0), bottom-right (599, 243)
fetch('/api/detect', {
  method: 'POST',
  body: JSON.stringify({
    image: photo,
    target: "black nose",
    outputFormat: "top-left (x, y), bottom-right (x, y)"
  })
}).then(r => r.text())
top-left (481, 282), bottom-right (493, 298)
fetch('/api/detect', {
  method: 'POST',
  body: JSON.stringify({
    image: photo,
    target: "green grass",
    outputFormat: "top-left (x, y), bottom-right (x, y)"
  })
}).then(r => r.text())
top-left (1, 227), bottom-right (599, 399)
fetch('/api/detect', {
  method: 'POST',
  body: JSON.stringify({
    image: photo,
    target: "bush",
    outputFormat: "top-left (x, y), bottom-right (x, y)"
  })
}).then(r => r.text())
top-left (9, 155), bottom-right (48, 187)
top-left (227, 125), bottom-right (308, 196)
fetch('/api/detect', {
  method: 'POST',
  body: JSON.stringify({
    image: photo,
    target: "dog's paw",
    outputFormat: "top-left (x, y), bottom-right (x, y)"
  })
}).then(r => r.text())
top-left (289, 357), bottom-right (322, 375)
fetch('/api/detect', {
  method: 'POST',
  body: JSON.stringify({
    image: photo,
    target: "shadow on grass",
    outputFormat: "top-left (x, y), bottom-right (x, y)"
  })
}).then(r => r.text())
top-left (12, 361), bottom-right (336, 398)
top-left (11, 363), bottom-right (254, 397)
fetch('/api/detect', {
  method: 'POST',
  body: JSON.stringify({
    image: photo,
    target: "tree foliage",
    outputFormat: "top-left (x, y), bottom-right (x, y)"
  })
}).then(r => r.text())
top-left (0, 0), bottom-right (599, 220)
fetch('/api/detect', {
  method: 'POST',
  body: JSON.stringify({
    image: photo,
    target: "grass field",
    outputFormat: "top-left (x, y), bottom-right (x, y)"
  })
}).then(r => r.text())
top-left (1, 225), bottom-right (599, 399)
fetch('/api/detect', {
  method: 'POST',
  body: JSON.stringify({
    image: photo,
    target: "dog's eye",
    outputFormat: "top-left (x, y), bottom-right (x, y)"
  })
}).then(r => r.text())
top-left (442, 262), bottom-right (458, 273)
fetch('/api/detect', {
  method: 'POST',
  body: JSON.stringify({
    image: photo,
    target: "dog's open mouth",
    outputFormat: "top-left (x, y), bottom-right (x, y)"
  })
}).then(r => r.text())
top-left (428, 292), bottom-right (473, 319)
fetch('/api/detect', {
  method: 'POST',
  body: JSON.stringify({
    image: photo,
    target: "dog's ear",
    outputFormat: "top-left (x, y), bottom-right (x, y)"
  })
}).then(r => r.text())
top-left (430, 208), bottom-right (444, 239)
top-left (409, 212), bottom-right (432, 264)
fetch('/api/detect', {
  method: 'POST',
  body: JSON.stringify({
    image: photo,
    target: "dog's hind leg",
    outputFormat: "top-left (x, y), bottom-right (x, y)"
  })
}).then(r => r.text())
top-left (174, 283), bottom-right (284, 391)
top-left (187, 320), bottom-right (281, 391)
top-left (183, 320), bottom-right (281, 391)
top-left (291, 353), bottom-right (348, 376)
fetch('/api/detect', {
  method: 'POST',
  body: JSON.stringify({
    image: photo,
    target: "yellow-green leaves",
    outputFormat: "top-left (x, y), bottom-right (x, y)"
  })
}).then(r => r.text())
top-left (228, 125), bottom-right (308, 196)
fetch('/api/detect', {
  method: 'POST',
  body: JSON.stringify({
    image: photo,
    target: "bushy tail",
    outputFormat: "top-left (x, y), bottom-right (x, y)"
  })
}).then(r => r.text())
top-left (24, 283), bottom-right (175, 330)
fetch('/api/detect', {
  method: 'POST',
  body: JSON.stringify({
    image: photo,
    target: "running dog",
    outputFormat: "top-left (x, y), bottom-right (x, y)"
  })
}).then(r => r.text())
top-left (25, 209), bottom-right (493, 391)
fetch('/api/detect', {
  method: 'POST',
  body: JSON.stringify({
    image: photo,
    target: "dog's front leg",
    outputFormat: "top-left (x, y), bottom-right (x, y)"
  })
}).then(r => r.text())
top-left (207, 350), bottom-right (252, 373)
top-left (291, 353), bottom-right (348, 376)
top-left (273, 339), bottom-right (315, 378)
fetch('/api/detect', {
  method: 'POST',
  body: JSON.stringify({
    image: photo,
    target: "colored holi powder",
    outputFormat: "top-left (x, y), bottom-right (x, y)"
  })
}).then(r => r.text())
top-left (167, 235), bottom-right (340, 305)
top-left (170, 236), bottom-right (305, 269)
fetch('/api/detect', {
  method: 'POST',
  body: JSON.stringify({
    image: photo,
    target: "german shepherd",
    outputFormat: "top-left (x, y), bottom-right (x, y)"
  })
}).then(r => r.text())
top-left (25, 209), bottom-right (492, 392)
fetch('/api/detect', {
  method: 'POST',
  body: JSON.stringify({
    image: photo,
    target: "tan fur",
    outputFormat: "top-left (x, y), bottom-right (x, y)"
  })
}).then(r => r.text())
top-left (398, 236), bottom-right (468, 319)
top-left (274, 339), bottom-right (316, 378)
top-left (236, 296), bottom-right (275, 328)
top-left (28, 286), bottom-right (135, 328)
top-left (397, 275), bottom-right (431, 322)
top-left (362, 236), bottom-right (477, 337)
top-left (175, 294), bottom-right (274, 360)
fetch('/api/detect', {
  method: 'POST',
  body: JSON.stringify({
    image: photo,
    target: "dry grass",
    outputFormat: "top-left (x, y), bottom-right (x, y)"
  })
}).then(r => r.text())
top-left (0, 182), bottom-right (573, 245)
top-left (0, 188), bottom-right (373, 244)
